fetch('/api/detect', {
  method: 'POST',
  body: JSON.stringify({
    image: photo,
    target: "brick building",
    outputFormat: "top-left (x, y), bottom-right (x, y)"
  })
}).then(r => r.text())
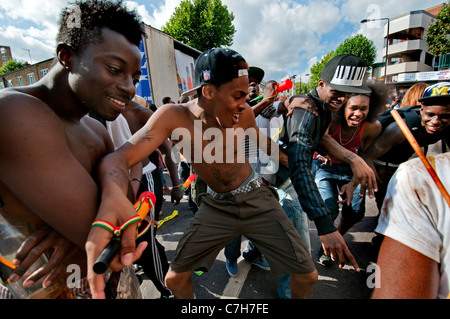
top-left (0, 46), bottom-right (13, 68)
top-left (0, 57), bottom-right (55, 89)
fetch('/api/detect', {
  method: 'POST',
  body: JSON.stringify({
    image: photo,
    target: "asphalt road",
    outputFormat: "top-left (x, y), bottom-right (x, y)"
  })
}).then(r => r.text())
top-left (139, 171), bottom-right (381, 301)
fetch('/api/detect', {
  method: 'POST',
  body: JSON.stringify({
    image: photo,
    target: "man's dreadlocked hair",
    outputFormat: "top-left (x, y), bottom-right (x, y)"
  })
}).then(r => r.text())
top-left (56, 0), bottom-right (145, 54)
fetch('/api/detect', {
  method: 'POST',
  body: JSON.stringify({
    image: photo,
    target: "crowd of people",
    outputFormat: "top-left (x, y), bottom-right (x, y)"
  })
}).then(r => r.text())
top-left (0, 0), bottom-right (449, 300)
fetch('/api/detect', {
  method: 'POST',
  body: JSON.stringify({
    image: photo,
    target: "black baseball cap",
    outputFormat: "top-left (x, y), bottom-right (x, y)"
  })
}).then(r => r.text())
top-left (418, 82), bottom-right (450, 105)
top-left (182, 48), bottom-right (249, 96)
top-left (248, 66), bottom-right (265, 84)
top-left (321, 54), bottom-right (371, 94)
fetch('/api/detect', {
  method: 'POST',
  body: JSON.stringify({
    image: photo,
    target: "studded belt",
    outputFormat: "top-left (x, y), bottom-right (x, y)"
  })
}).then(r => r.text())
top-left (207, 175), bottom-right (262, 200)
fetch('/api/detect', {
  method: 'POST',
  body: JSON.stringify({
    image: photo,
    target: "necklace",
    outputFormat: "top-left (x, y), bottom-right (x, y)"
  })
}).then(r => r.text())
top-left (339, 123), bottom-right (360, 146)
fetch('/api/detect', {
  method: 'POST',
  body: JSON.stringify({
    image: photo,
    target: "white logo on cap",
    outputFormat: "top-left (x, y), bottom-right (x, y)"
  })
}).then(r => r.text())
top-left (238, 69), bottom-right (248, 77)
top-left (331, 65), bottom-right (367, 87)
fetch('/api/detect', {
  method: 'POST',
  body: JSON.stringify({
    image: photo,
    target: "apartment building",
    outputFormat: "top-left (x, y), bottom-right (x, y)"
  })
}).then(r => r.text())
top-left (0, 46), bottom-right (13, 68)
top-left (378, 3), bottom-right (449, 84)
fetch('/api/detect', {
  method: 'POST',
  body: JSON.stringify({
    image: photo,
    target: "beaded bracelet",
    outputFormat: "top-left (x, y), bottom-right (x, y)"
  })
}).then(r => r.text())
top-left (92, 215), bottom-right (141, 237)
top-left (91, 193), bottom-right (155, 239)
top-left (262, 94), bottom-right (277, 101)
top-left (130, 178), bottom-right (141, 183)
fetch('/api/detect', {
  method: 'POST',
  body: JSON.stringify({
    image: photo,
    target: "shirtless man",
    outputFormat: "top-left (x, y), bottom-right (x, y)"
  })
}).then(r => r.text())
top-left (0, 1), bottom-right (147, 298)
top-left (88, 48), bottom-right (318, 299)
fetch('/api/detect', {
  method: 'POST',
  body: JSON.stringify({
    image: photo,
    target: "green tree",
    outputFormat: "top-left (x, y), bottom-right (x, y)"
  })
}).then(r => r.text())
top-left (335, 34), bottom-right (376, 69)
top-left (425, 3), bottom-right (450, 56)
top-left (307, 34), bottom-right (376, 90)
top-left (295, 81), bottom-right (310, 95)
top-left (162, 0), bottom-right (236, 52)
top-left (0, 59), bottom-right (25, 75)
top-left (307, 50), bottom-right (335, 91)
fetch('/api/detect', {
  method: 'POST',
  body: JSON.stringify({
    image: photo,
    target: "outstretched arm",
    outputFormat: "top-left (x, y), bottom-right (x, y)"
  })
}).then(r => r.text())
top-left (285, 110), bottom-right (359, 271)
top-left (158, 139), bottom-right (183, 204)
top-left (279, 95), bottom-right (318, 116)
top-left (86, 105), bottom-right (175, 298)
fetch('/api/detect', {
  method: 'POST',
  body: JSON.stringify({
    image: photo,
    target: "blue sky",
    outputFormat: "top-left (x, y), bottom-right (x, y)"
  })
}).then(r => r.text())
top-left (0, 0), bottom-right (444, 82)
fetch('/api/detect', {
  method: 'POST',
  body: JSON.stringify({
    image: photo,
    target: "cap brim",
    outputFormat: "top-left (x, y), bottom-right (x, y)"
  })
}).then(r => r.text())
top-left (328, 82), bottom-right (372, 94)
top-left (418, 95), bottom-right (450, 104)
top-left (181, 86), bottom-right (201, 97)
top-left (248, 67), bottom-right (265, 83)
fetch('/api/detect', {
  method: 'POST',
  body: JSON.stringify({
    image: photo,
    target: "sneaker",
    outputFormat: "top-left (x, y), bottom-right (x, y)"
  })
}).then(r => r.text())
top-left (252, 256), bottom-right (271, 271)
top-left (226, 259), bottom-right (238, 277)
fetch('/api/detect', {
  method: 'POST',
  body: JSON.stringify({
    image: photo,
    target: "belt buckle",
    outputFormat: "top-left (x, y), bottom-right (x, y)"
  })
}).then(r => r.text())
top-left (251, 179), bottom-right (261, 189)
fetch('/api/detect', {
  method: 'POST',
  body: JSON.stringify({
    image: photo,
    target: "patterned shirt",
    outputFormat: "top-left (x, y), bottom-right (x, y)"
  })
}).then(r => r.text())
top-left (280, 89), bottom-right (336, 235)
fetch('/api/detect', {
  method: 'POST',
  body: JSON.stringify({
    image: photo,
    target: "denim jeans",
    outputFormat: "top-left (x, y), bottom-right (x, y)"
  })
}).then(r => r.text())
top-left (224, 235), bottom-right (262, 262)
top-left (276, 178), bottom-right (311, 299)
top-left (312, 159), bottom-right (365, 221)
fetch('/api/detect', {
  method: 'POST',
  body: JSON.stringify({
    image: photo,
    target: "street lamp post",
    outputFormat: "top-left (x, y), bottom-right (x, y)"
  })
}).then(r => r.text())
top-left (361, 17), bottom-right (390, 83)
top-left (298, 73), bottom-right (310, 95)
top-left (22, 48), bottom-right (32, 64)
top-left (290, 75), bottom-right (297, 96)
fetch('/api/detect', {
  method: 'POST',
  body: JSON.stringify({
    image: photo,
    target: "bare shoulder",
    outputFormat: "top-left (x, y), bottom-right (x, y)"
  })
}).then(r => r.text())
top-left (129, 102), bottom-right (189, 144)
top-left (123, 100), bottom-right (154, 130)
top-left (82, 115), bottom-right (109, 136)
top-left (0, 88), bottom-right (59, 129)
top-left (153, 102), bottom-right (198, 126)
top-left (363, 120), bottom-right (382, 138)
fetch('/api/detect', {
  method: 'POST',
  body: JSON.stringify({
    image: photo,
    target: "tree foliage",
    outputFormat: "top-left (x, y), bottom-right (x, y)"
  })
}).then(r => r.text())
top-left (162, 0), bottom-right (236, 52)
top-left (307, 34), bottom-right (376, 90)
top-left (295, 81), bottom-right (310, 95)
top-left (425, 3), bottom-right (450, 56)
top-left (335, 34), bottom-right (376, 69)
top-left (307, 50), bottom-right (335, 91)
top-left (0, 59), bottom-right (25, 75)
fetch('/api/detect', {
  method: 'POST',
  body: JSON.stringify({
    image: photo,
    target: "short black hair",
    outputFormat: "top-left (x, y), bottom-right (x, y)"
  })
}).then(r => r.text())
top-left (57, 0), bottom-right (145, 54)
top-left (162, 97), bottom-right (172, 104)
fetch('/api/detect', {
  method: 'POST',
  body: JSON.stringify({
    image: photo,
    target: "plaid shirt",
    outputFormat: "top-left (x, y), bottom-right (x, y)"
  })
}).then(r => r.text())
top-left (280, 89), bottom-right (336, 236)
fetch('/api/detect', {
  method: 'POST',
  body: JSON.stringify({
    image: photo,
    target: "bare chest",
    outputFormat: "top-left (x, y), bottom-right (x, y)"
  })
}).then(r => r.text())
top-left (63, 121), bottom-right (109, 174)
top-left (171, 124), bottom-right (252, 192)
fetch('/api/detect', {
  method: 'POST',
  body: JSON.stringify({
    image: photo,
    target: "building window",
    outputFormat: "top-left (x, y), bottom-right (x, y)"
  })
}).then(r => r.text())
top-left (40, 68), bottom-right (49, 78)
top-left (17, 76), bottom-right (23, 86)
top-left (27, 73), bottom-right (36, 85)
top-left (425, 53), bottom-right (434, 67)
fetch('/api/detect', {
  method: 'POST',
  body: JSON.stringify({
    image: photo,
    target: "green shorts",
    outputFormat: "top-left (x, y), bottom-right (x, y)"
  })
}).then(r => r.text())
top-left (170, 184), bottom-right (315, 275)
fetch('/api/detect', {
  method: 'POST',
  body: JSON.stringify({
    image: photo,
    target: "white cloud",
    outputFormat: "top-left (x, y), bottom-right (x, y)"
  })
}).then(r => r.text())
top-left (0, 0), bottom-right (68, 62)
top-left (224, 0), bottom-right (342, 80)
top-left (0, 0), bottom-right (444, 81)
top-left (0, 25), bottom-right (55, 63)
top-left (0, 0), bottom-right (66, 29)
top-left (124, 1), bottom-right (158, 27)
top-left (134, 0), bottom-right (183, 29)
